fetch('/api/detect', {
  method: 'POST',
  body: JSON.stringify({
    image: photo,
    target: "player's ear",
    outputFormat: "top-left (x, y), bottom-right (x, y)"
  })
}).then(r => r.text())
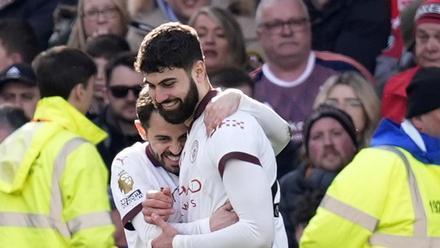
top-left (135, 119), bottom-right (147, 140)
top-left (192, 60), bottom-right (206, 84)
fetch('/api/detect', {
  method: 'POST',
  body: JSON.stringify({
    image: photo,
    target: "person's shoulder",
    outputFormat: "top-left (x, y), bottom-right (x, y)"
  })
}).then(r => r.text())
top-left (112, 142), bottom-right (147, 167)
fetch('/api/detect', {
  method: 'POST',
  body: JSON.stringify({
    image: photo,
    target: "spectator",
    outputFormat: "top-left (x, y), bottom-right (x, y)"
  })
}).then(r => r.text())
top-left (304, 0), bottom-right (390, 72)
top-left (280, 104), bottom-right (358, 248)
top-left (382, 0), bottom-right (440, 123)
top-left (313, 71), bottom-right (381, 147)
top-left (68, 0), bottom-right (130, 51)
top-left (0, 64), bottom-right (40, 119)
top-left (0, 104), bottom-right (28, 142)
top-left (85, 34), bottom-right (131, 118)
top-left (252, 0), bottom-right (372, 143)
top-left (188, 6), bottom-right (248, 75)
top-left (0, 19), bottom-right (40, 72)
top-left (0, 46), bottom-right (114, 246)
top-left (0, 0), bottom-right (58, 49)
top-left (291, 189), bottom-right (325, 243)
top-left (375, 0), bottom-right (422, 97)
top-left (210, 67), bottom-right (254, 96)
top-left (48, 1), bottom-right (78, 47)
top-left (126, 0), bottom-right (261, 54)
top-left (95, 52), bottom-right (143, 169)
top-left (300, 67), bottom-right (440, 248)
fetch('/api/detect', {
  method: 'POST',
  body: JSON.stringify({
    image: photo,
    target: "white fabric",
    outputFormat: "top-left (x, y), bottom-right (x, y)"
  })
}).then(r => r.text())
top-left (174, 111), bottom-right (288, 248)
top-left (238, 91), bottom-right (290, 155)
top-left (110, 142), bottom-right (210, 248)
top-left (401, 119), bottom-right (427, 152)
top-left (262, 52), bottom-right (315, 87)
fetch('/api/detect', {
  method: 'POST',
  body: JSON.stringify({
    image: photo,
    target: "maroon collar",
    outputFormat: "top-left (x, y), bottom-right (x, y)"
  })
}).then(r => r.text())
top-left (190, 90), bottom-right (218, 130)
top-left (145, 144), bottom-right (162, 167)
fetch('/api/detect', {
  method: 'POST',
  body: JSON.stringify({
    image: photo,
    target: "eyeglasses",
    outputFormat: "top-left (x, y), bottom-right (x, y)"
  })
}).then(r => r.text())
top-left (259, 18), bottom-right (309, 34)
top-left (109, 85), bottom-right (142, 98)
top-left (82, 6), bottom-right (119, 21)
top-left (325, 98), bottom-right (363, 108)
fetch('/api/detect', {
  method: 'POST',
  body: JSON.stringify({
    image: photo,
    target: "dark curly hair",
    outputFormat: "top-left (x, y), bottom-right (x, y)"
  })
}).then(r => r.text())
top-left (135, 22), bottom-right (204, 74)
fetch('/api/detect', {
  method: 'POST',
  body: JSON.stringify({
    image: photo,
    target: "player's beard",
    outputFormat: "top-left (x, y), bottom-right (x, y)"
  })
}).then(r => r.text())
top-left (157, 78), bottom-right (199, 124)
top-left (155, 150), bottom-right (180, 175)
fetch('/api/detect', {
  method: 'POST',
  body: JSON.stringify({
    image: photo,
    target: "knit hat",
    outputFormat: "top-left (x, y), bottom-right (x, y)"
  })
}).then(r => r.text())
top-left (303, 104), bottom-right (358, 155)
top-left (415, 0), bottom-right (440, 25)
top-left (406, 67), bottom-right (440, 118)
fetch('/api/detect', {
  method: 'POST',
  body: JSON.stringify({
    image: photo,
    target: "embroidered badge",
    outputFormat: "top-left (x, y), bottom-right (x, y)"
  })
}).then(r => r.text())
top-left (118, 170), bottom-right (134, 194)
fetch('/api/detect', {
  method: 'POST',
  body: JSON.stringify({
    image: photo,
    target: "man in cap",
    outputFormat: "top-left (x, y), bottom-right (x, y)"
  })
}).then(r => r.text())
top-left (280, 104), bottom-right (358, 247)
top-left (382, 0), bottom-right (440, 123)
top-left (0, 63), bottom-right (40, 118)
top-left (300, 67), bottom-right (440, 247)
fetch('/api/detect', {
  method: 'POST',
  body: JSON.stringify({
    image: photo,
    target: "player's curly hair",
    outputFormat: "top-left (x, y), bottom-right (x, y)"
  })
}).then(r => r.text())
top-left (135, 86), bottom-right (156, 129)
top-left (135, 22), bottom-right (204, 74)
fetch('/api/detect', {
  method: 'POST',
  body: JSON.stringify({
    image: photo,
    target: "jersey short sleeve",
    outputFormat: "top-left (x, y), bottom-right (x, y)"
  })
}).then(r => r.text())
top-left (110, 143), bottom-right (153, 226)
top-left (207, 112), bottom-right (266, 177)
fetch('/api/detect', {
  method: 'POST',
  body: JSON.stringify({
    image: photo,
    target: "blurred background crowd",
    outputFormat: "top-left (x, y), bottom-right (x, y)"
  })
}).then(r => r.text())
top-left (0, 0), bottom-right (437, 247)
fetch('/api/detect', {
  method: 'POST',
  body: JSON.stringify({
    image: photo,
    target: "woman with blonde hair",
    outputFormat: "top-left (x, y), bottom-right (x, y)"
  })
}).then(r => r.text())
top-left (313, 71), bottom-right (380, 147)
top-left (68, 0), bottom-right (130, 51)
top-left (188, 6), bottom-right (248, 75)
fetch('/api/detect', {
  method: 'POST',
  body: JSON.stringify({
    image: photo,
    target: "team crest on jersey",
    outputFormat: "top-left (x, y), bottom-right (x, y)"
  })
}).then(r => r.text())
top-left (190, 140), bottom-right (199, 163)
top-left (118, 170), bottom-right (134, 194)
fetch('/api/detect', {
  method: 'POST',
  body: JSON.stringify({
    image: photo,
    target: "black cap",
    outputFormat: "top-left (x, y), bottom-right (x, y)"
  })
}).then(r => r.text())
top-left (406, 67), bottom-right (440, 118)
top-left (303, 104), bottom-right (358, 155)
top-left (0, 63), bottom-right (36, 87)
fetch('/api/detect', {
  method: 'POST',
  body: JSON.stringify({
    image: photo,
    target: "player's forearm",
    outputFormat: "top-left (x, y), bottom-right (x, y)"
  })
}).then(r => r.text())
top-left (238, 91), bottom-right (290, 155)
top-left (171, 218), bottom-right (211, 234)
top-left (173, 160), bottom-right (275, 247)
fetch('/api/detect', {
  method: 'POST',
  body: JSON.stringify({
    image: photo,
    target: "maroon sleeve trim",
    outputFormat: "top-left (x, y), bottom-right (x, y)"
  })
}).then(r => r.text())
top-left (218, 152), bottom-right (261, 178)
top-left (122, 203), bottom-right (143, 227)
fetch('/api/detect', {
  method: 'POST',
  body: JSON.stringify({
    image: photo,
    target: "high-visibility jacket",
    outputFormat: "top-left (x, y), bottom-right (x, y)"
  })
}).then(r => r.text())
top-left (300, 147), bottom-right (440, 248)
top-left (0, 97), bottom-right (115, 247)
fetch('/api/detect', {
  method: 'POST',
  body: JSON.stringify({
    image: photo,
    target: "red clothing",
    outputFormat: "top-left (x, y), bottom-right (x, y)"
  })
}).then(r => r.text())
top-left (381, 66), bottom-right (420, 123)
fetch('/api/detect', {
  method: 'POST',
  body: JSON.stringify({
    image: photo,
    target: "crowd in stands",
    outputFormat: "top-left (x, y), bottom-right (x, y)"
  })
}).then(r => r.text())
top-left (0, 0), bottom-right (439, 247)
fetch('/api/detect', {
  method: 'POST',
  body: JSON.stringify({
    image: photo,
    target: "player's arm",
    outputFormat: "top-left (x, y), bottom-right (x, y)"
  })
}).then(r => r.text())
top-left (171, 115), bottom-right (275, 248)
top-left (205, 88), bottom-right (290, 155)
top-left (142, 191), bottom-right (238, 235)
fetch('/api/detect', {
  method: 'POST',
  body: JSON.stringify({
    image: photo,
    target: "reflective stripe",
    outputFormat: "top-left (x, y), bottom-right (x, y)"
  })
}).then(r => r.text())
top-left (50, 137), bottom-right (86, 237)
top-left (377, 147), bottom-right (427, 235)
top-left (320, 194), bottom-right (378, 232)
top-left (370, 233), bottom-right (440, 248)
top-left (0, 137), bottom-right (86, 238)
top-left (0, 212), bottom-right (60, 229)
top-left (67, 212), bottom-right (113, 234)
top-left (368, 146), bottom-right (433, 247)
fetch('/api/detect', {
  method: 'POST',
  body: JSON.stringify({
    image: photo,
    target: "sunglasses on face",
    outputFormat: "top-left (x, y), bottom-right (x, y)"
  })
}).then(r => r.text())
top-left (109, 85), bottom-right (142, 98)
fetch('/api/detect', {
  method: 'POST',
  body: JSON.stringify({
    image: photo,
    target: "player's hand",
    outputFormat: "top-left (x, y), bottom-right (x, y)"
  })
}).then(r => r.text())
top-left (204, 89), bottom-right (242, 135)
top-left (151, 213), bottom-right (178, 248)
top-left (209, 201), bottom-right (239, 231)
top-left (142, 187), bottom-right (174, 223)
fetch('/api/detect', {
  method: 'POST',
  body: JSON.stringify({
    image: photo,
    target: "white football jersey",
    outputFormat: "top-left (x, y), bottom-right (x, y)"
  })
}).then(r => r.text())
top-left (174, 91), bottom-right (288, 248)
top-left (111, 142), bottom-right (181, 248)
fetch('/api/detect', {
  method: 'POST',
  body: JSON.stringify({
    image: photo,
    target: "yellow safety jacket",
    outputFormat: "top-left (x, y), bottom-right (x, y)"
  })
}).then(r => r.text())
top-left (0, 97), bottom-right (115, 247)
top-left (300, 147), bottom-right (440, 248)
